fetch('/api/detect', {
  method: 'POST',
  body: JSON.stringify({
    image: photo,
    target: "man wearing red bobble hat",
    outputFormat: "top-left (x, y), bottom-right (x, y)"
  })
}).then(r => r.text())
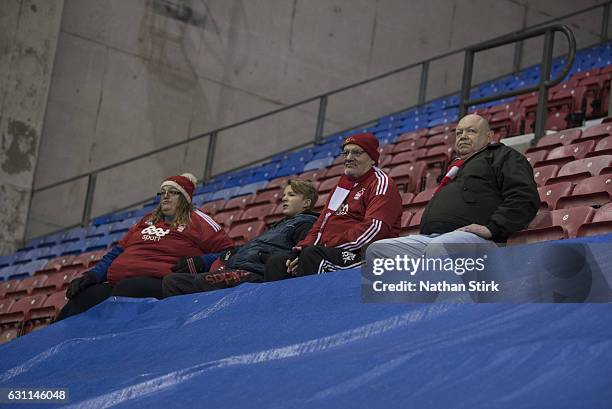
top-left (56, 173), bottom-right (233, 320)
top-left (265, 133), bottom-right (402, 279)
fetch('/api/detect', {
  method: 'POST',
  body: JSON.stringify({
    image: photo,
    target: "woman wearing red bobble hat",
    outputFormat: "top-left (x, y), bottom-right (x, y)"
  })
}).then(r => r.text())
top-left (56, 173), bottom-right (233, 321)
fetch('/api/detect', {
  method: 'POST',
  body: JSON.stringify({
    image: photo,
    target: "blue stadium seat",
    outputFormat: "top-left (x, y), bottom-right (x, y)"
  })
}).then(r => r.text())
top-left (0, 254), bottom-right (16, 269)
top-left (210, 186), bottom-right (241, 201)
top-left (303, 157), bottom-right (334, 172)
top-left (60, 227), bottom-right (87, 243)
top-left (0, 265), bottom-right (20, 281)
top-left (109, 217), bottom-right (138, 234)
top-left (235, 181), bottom-right (268, 197)
top-left (275, 163), bottom-right (303, 178)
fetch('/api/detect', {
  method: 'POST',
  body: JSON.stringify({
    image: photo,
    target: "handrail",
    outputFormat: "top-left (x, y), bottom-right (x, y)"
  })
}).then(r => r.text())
top-left (28, 1), bottom-right (610, 234)
top-left (459, 24), bottom-right (576, 142)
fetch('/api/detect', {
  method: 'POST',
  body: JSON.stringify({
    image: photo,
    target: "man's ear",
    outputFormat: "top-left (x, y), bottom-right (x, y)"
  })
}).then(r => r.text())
top-left (303, 198), bottom-right (312, 210)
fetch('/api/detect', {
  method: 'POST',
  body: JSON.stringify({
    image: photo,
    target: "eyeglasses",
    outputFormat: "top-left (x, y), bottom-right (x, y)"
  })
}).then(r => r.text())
top-left (157, 189), bottom-right (182, 197)
top-left (341, 149), bottom-right (366, 158)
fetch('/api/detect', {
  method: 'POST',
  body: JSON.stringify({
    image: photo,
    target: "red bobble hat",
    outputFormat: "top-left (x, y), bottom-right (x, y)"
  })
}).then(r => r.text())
top-left (160, 173), bottom-right (197, 203)
top-left (343, 132), bottom-right (380, 164)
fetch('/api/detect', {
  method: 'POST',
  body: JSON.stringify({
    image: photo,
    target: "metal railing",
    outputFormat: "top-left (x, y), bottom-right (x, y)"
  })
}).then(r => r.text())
top-left (459, 24), bottom-right (576, 140)
top-left (29, 1), bottom-right (610, 234)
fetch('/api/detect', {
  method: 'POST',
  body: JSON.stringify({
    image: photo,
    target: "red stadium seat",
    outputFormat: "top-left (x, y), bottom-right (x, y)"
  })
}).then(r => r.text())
top-left (537, 182), bottom-right (574, 210)
top-left (213, 209), bottom-right (243, 229)
top-left (0, 294), bottom-right (47, 326)
top-left (260, 176), bottom-right (291, 192)
top-left (533, 164), bottom-right (560, 186)
top-left (400, 211), bottom-right (413, 233)
top-left (556, 174), bottom-right (612, 209)
top-left (404, 188), bottom-right (436, 215)
top-left (222, 194), bottom-right (253, 212)
top-left (228, 221), bottom-right (266, 246)
top-left (28, 291), bottom-right (68, 322)
top-left (546, 155), bottom-right (612, 185)
top-left (200, 199), bottom-right (226, 215)
top-left (390, 148), bottom-right (428, 166)
top-left (508, 207), bottom-right (596, 245)
top-left (0, 281), bottom-right (20, 300)
top-left (586, 136), bottom-right (612, 156)
top-left (396, 130), bottom-right (428, 143)
top-left (313, 193), bottom-right (330, 212)
top-left (536, 140), bottom-right (596, 167)
top-left (425, 133), bottom-right (456, 148)
top-left (577, 203), bottom-right (612, 237)
top-left (73, 250), bottom-right (106, 268)
top-left (401, 208), bottom-right (425, 236)
top-left (0, 297), bottom-right (15, 315)
top-left (489, 105), bottom-right (524, 138)
top-left (400, 192), bottom-right (415, 210)
top-left (427, 123), bottom-right (455, 137)
top-left (0, 327), bottom-right (18, 344)
top-left (249, 187), bottom-right (283, 207)
top-left (389, 162), bottom-right (427, 193)
top-left (418, 145), bottom-right (454, 166)
top-left (525, 128), bottom-right (583, 154)
top-left (265, 203), bottom-right (286, 225)
top-left (298, 169), bottom-right (325, 182)
top-left (525, 150), bottom-right (548, 167)
top-left (39, 255), bottom-right (76, 274)
top-left (40, 269), bottom-right (83, 292)
top-left (10, 274), bottom-right (49, 297)
top-left (322, 164), bottom-right (345, 179)
top-left (579, 123), bottom-right (612, 143)
top-left (392, 137), bottom-right (426, 153)
top-left (318, 176), bottom-right (340, 194)
top-left (239, 204), bottom-right (276, 223)
top-left (378, 144), bottom-right (395, 156)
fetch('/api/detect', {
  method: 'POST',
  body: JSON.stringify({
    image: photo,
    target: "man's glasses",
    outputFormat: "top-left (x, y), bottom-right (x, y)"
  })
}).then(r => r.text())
top-left (341, 149), bottom-right (366, 158)
top-left (157, 189), bottom-right (182, 197)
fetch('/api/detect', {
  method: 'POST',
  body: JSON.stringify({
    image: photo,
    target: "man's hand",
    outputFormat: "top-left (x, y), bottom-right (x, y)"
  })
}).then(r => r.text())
top-left (66, 271), bottom-right (99, 299)
top-left (455, 224), bottom-right (492, 239)
top-left (286, 257), bottom-right (300, 276)
top-left (171, 256), bottom-right (206, 275)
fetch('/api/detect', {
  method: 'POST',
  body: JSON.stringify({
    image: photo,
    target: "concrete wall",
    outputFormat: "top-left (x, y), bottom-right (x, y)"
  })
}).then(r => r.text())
top-left (27, 0), bottom-right (608, 238)
top-left (0, 0), bottom-right (64, 254)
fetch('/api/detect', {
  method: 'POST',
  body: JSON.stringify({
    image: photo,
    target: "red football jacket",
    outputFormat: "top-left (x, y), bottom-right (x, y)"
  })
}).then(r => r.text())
top-left (299, 167), bottom-right (402, 251)
top-left (107, 209), bottom-right (233, 283)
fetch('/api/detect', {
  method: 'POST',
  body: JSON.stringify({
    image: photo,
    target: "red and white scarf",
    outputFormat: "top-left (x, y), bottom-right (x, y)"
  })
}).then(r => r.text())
top-left (435, 158), bottom-right (465, 194)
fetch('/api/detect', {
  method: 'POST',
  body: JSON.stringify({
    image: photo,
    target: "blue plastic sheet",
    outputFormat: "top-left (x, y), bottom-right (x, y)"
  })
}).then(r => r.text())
top-left (1, 244), bottom-right (612, 408)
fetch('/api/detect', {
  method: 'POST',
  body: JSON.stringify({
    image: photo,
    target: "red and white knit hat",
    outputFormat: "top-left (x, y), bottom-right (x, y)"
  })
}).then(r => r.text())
top-left (160, 173), bottom-right (197, 203)
top-left (343, 133), bottom-right (380, 164)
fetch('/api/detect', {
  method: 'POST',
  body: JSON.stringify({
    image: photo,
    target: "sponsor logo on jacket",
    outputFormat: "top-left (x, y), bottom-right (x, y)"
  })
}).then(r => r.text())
top-left (141, 225), bottom-right (170, 242)
top-left (335, 203), bottom-right (349, 216)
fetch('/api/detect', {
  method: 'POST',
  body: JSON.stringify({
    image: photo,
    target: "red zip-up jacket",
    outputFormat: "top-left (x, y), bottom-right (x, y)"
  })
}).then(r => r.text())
top-left (298, 167), bottom-right (402, 251)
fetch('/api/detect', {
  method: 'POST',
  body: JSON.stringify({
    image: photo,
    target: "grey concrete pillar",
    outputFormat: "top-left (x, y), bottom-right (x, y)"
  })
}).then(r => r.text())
top-left (0, 0), bottom-right (64, 255)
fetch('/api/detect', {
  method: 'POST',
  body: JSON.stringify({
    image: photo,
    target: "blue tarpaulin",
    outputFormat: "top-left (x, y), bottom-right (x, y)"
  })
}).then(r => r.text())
top-left (1, 241), bottom-right (612, 408)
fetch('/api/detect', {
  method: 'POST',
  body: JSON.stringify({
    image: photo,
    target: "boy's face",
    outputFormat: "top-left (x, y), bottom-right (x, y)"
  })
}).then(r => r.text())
top-left (281, 185), bottom-right (310, 217)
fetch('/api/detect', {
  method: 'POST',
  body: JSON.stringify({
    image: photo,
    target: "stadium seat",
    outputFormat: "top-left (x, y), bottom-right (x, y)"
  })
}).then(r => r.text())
top-left (8, 274), bottom-right (49, 298)
top-left (213, 209), bottom-right (243, 229)
top-left (390, 148), bottom-right (428, 166)
top-left (576, 203), bottom-right (612, 237)
top-left (400, 192), bottom-right (415, 210)
top-left (579, 122), bottom-right (612, 143)
top-left (319, 163), bottom-right (344, 180)
top-left (546, 155), bottom-right (612, 185)
top-left (298, 169), bottom-right (325, 182)
top-left (228, 221), bottom-right (267, 246)
top-left (260, 176), bottom-right (291, 192)
top-left (401, 208), bottom-right (425, 236)
top-left (303, 157), bottom-right (334, 172)
top-left (109, 217), bottom-right (138, 234)
top-left (249, 187), bottom-right (283, 208)
top-left (587, 135), bottom-right (612, 156)
top-left (313, 193), bottom-right (330, 212)
top-left (404, 188), bottom-right (436, 215)
top-left (508, 207), bottom-right (596, 245)
top-left (223, 194), bottom-right (254, 212)
top-left (318, 176), bottom-right (341, 194)
top-left (536, 140), bottom-right (596, 167)
top-left (556, 174), bottom-right (612, 209)
top-left (236, 181), bottom-right (269, 197)
top-left (533, 165), bottom-right (559, 186)
top-left (525, 128), bottom-right (583, 154)
top-left (418, 145), bottom-right (454, 166)
top-left (200, 199), bottom-right (225, 215)
top-left (525, 150), bottom-right (548, 167)
top-left (0, 293), bottom-right (47, 327)
top-left (73, 250), bottom-right (106, 268)
top-left (239, 204), bottom-right (277, 223)
top-left (392, 139), bottom-right (426, 154)
top-left (0, 327), bottom-right (18, 344)
top-left (40, 269), bottom-right (83, 292)
top-left (389, 162), bottom-right (427, 193)
top-left (537, 182), bottom-right (574, 210)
